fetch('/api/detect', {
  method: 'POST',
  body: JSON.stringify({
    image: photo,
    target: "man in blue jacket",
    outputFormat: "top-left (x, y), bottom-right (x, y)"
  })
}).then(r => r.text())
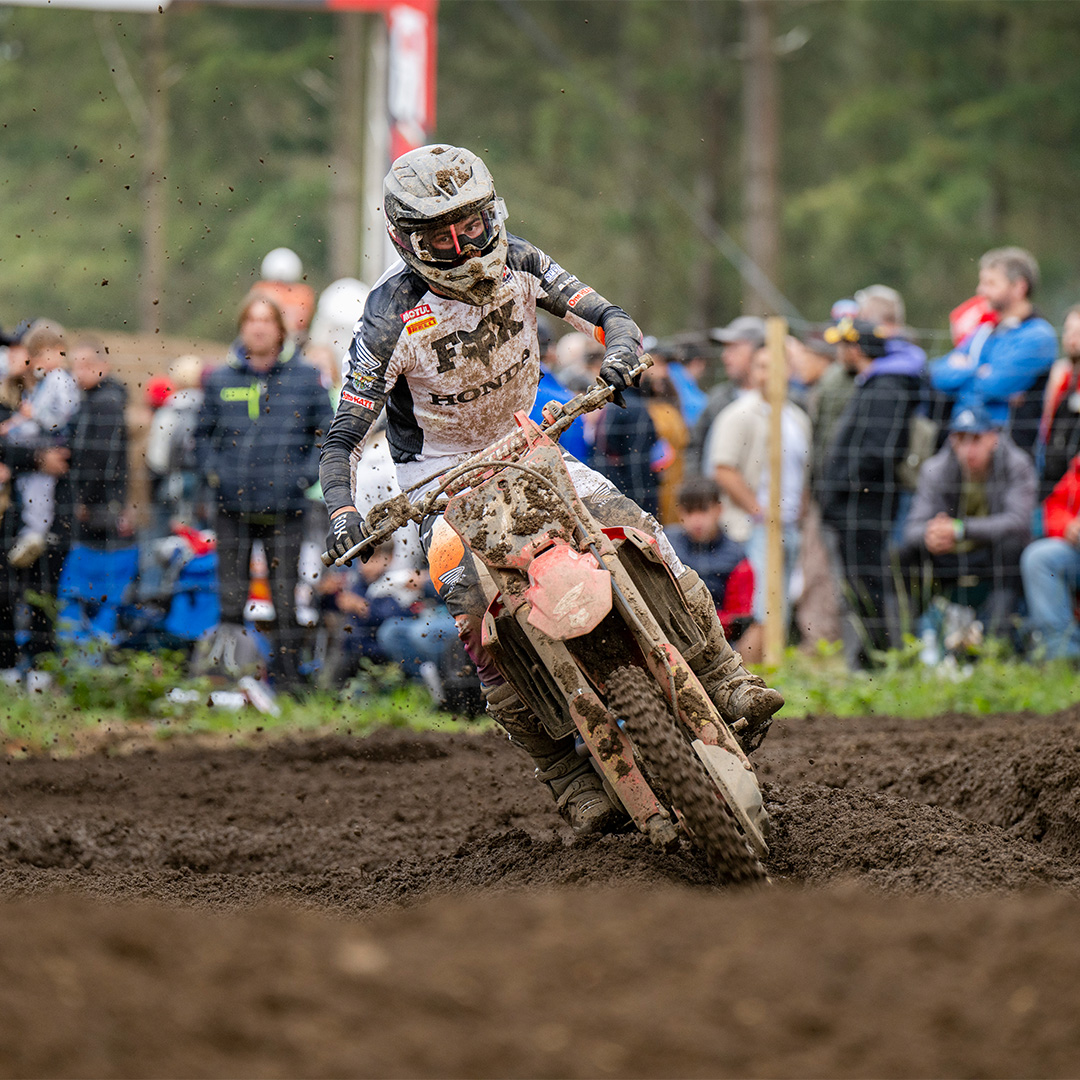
top-left (196, 292), bottom-right (334, 689)
top-left (930, 247), bottom-right (1057, 455)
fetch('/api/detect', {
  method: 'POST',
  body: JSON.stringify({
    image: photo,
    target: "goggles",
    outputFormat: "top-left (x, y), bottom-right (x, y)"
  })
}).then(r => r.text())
top-left (391, 199), bottom-right (507, 268)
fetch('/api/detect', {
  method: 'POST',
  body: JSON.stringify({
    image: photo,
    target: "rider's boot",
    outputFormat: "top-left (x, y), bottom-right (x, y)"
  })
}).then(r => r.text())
top-left (679, 568), bottom-right (783, 752)
top-left (485, 682), bottom-right (626, 835)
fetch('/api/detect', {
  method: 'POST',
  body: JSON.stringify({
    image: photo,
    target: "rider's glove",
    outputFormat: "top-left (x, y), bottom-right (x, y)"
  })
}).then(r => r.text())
top-left (326, 509), bottom-right (371, 565)
top-left (598, 349), bottom-right (638, 409)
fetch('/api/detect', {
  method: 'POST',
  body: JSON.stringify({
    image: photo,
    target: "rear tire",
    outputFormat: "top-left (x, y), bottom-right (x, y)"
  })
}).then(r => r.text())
top-left (608, 665), bottom-right (766, 886)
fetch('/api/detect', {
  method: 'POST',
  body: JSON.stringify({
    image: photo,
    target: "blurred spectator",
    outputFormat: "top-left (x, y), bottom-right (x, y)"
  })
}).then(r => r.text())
top-left (67, 338), bottom-right (131, 546)
top-left (1038, 303), bottom-right (1080, 499)
top-left (374, 566), bottom-right (459, 685)
top-left (704, 343), bottom-right (810, 637)
top-left (146, 354), bottom-right (206, 529)
top-left (0, 320), bottom-right (71, 681)
top-left (793, 329), bottom-right (843, 647)
top-left (317, 539), bottom-right (410, 687)
top-left (583, 349), bottom-right (659, 517)
top-left (853, 284), bottom-right (909, 337)
top-left (196, 291), bottom-right (334, 690)
top-left (256, 247), bottom-right (316, 349)
top-left (529, 319), bottom-right (589, 462)
top-left (900, 405), bottom-right (1034, 641)
top-left (665, 476), bottom-right (759, 662)
top-left (821, 317), bottom-right (924, 667)
top-left (1, 321), bottom-right (79, 569)
top-left (930, 247), bottom-right (1057, 455)
top-left (685, 315), bottom-right (765, 476)
top-left (1021, 450), bottom-right (1080, 662)
top-left (665, 343), bottom-right (709, 428)
top-left (57, 338), bottom-right (138, 643)
top-left (787, 332), bottom-right (834, 415)
top-left (639, 354), bottom-right (688, 525)
top-left (553, 331), bottom-right (603, 393)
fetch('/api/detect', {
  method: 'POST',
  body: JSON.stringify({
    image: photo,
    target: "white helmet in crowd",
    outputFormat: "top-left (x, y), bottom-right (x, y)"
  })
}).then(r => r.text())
top-left (383, 144), bottom-right (508, 306)
top-left (261, 247), bottom-right (303, 283)
top-left (309, 277), bottom-right (371, 357)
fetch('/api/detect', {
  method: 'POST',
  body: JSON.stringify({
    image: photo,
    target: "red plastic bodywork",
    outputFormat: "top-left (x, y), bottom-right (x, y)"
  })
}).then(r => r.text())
top-left (524, 543), bottom-right (612, 640)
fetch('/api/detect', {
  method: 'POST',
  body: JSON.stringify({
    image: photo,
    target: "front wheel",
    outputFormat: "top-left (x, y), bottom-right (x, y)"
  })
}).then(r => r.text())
top-left (607, 665), bottom-right (766, 886)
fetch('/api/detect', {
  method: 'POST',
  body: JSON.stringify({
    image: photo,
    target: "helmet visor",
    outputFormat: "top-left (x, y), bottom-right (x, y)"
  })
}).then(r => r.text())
top-left (392, 199), bottom-right (506, 268)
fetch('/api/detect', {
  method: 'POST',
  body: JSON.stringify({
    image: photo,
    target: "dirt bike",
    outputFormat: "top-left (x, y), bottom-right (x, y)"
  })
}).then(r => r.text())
top-left (325, 360), bottom-right (771, 885)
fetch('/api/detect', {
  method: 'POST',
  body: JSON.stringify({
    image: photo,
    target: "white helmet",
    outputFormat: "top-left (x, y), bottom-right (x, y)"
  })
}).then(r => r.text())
top-left (383, 144), bottom-right (508, 306)
top-left (261, 247), bottom-right (303, 283)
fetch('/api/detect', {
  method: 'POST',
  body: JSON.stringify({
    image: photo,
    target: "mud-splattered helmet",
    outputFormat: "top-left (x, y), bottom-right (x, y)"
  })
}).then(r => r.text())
top-left (383, 144), bottom-right (508, 306)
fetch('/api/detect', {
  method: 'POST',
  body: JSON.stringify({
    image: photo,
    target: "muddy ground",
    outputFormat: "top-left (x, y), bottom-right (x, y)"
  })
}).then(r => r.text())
top-left (4, 705), bottom-right (1080, 1077)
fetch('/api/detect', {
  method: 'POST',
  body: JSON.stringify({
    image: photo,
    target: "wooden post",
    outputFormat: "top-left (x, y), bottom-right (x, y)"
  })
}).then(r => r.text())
top-left (764, 315), bottom-right (787, 666)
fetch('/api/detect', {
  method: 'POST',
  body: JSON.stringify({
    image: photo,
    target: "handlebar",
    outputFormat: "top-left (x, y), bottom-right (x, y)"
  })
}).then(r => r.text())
top-left (320, 355), bottom-right (653, 567)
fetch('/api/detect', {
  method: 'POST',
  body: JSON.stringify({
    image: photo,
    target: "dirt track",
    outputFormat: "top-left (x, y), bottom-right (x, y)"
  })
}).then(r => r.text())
top-left (4, 706), bottom-right (1080, 1077)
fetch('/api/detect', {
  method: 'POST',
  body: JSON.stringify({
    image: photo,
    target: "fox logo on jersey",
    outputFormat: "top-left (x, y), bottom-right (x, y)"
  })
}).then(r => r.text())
top-left (431, 298), bottom-right (524, 374)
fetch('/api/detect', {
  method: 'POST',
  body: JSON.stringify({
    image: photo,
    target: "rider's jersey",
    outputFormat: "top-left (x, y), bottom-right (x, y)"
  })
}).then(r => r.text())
top-left (319, 234), bottom-right (642, 514)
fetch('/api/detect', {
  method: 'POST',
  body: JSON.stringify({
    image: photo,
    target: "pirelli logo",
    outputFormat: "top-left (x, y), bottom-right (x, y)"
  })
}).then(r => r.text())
top-left (407, 316), bottom-right (438, 335)
top-left (341, 389), bottom-right (376, 410)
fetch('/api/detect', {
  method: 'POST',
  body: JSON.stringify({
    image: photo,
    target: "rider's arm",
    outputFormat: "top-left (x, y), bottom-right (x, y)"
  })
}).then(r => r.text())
top-left (320, 326), bottom-right (394, 516)
top-left (524, 243), bottom-right (642, 360)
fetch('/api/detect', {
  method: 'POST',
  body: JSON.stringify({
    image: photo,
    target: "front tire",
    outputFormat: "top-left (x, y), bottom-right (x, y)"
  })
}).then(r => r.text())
top-left (607, 665), bottom-right (766, 886)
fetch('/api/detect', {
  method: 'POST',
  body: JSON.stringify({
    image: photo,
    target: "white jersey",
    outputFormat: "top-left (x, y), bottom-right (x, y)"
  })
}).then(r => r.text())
top-left (321, 234), bottom-right (641, 513)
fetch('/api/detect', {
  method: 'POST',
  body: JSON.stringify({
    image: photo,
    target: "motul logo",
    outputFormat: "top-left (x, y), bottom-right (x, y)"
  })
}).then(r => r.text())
top-left (401, 303), bottom-right (433, 323)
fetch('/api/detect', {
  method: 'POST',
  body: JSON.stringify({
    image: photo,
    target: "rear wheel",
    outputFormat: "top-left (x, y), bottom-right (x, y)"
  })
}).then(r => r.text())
top-left (607, 665), bottom-right (766, 886)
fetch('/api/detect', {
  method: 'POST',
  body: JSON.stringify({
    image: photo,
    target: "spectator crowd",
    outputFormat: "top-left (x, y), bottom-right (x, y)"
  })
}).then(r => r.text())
top-left (3, 243), bottom-right (1080, 706)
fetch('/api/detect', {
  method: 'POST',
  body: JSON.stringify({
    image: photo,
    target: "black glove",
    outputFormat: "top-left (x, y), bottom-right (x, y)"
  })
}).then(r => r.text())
top-left (326, 509), bottom-right (371, 565)
top-left (598, 351), bottom-right (637, 409)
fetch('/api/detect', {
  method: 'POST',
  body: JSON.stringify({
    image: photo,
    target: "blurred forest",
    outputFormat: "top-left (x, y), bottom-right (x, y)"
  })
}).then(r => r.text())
top-left (2, 0), bottom-right (1080, 345)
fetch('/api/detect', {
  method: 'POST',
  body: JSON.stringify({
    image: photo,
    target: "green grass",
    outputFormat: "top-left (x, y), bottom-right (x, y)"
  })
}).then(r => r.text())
top-left (2, 644), bottom-right (1076, 758)
top-left (769, 640), bottom-right (1080, 719)
top-left (0, 655), bottom-right (480, 757)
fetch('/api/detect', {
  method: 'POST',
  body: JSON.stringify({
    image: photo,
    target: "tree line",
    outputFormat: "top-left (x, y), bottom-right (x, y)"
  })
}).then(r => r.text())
top-left (1, 0), bottom-right (1078, 344)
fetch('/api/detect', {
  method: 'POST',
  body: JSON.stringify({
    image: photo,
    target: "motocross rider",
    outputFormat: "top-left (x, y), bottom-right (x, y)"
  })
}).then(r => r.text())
top-left (320, 144), bottom-right (783, 834)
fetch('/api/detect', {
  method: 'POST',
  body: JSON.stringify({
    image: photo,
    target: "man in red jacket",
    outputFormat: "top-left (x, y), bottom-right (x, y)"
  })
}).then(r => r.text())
top-left (1020, 455), bottom-right (1080, 660)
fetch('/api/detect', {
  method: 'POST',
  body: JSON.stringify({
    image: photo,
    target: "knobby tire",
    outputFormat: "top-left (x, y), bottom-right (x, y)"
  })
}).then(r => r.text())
top-left (608, 665), bottom-right (766, 886)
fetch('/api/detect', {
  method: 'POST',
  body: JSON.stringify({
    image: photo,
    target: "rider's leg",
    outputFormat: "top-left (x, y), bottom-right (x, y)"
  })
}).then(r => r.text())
top-left (424, 514), bottom-right (623, 834)
top-left (483, 677), bottom-right (625, 835)
top-left (565, 460), bottom-right (783, 748)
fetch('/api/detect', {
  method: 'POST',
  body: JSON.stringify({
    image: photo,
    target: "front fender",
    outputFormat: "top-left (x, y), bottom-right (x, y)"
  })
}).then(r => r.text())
top-left (524, 542), bottom-right (612, 640)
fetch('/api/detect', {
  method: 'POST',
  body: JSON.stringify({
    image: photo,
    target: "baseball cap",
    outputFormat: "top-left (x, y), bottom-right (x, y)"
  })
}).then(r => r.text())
top-left (823, 316), bottom-right (888, 359)
top-left (949, 404), bottom-right (997, 435)
top-left (708, 315), bottom-right (766, 347)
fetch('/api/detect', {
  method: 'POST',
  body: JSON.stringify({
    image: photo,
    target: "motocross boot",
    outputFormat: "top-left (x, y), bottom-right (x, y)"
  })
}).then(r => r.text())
top-left (679, 568), bottom-right (783, 752)
top-left (484, 682), bottom-right (626, 835)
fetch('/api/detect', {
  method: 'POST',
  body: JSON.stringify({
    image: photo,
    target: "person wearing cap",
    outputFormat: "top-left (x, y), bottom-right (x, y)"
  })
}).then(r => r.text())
top-left (820, 316), bottom-right (926, 667)
top-left (899, 403), bottom-right (1035, 642)
top-left (684, 315), bottom-right (766, 476)
top-left (930, 247), bottom-right (1057, 455)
